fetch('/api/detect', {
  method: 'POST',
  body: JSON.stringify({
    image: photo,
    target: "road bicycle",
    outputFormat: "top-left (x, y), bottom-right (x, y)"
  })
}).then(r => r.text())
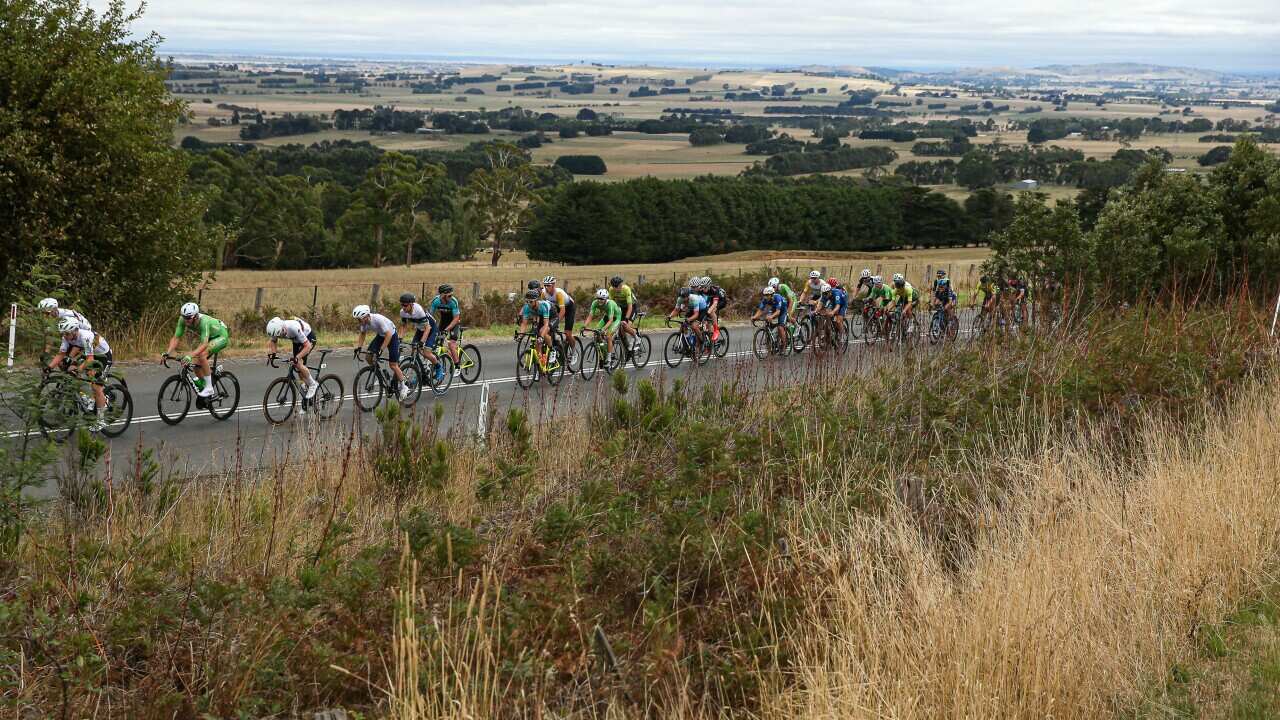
top-left (809, 311), bottom-right (851, 355)
top-left (578, 327), bottom-right (622, 380)
top-left (434, 326), bottom-right (482, 384)
top-left (158, 353), bottom-right (240, 425)
top-left (928, 304), bottom-right (960, 344)
top-left (36, 361), bottom-right (133, 441)
top-left (617, 311), bottom-right (653, 368)
top-left (353, 348), bottom-right (422, 412)
top-left (884, 307), bottom-right (921, 348)
top-left (514, 330), bottom-right (565, 388)
top-left (262, 350), bottom-right (345, 425)
top-left (791, 304), bottom-right (816, 352)
top-left (663, 317), bottom-right (712, 367)
top-left (751, 318), bottom-right (794, 359)
top-left (401, 340), bottom-right (454, 397)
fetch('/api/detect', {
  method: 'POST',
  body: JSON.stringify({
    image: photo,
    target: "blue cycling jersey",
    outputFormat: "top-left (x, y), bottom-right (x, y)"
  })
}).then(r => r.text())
top-left (824, 288), bottom-right (848, 309)
top-left (934, 288), bottom-right (957, 304)
top-left (759, 295), bottom-right (787, 313)
top-left (430, 295), bottom-right (460, 320)
top-left (687, 293), bottom-right (708, 312)
top-left (521, 300), bottom-right (553, 319)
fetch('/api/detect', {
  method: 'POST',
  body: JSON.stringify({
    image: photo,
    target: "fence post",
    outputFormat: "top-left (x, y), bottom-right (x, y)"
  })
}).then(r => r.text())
top-left (926, 265), bottom-right (932, 287)
top-left (197, 287), bottom-right (204, 306)
top-left (311, 285), bottom-right (319, 315)
top-left (1271, 287), bottom-right (1280, 337)
top-left (254, 287), bottom-right (264, 313)
top-left (876, 263), bottom-right (882, 277)
top-left (820, 266), bottom-right (826, 278)
top-left (6, 303), bottom-right (15, 368)
top-left (472, 282), bottom-right (480, 300)
top-left (638, 274), bottom-right (645, 286)
top-left (477, 381), bottom-right (490, 443)
top-left (370, 283), bottom-right (380, 307)
top-left (966, 263), bottom-right (975, 288)
top-left (421, 281), bottom-right (427, 300)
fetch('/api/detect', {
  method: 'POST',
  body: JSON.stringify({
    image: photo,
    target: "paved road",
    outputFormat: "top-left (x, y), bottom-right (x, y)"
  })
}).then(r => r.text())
top-left (6, 312), bottom-right (975, 491)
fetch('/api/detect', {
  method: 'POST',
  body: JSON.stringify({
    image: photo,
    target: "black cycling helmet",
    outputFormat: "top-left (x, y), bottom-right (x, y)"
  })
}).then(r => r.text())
top-left (678, 287), bottom-right (691, 298)
top-left (527, 280), bottom-right (542, 291)
top-left (399, 292), bottom-right (416, 304)
top-left (438, 283), bottom-right (453, 295)
top-left (609, 275), bottom-right (623, 287)
top-left (936, 268), bottom-right (947, 277)
top-left (893, 277), bottom-right (905, 287)
top-left (524, 289), bottom-right (540, 301)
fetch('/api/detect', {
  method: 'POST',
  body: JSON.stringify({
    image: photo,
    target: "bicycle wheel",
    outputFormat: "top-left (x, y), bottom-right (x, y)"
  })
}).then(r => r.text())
top-left (400, 363), bottom-right (424, 406)
top-left (36, 377), bottom-right (77, 442)
top-left (712, 327), bottom-right (729, 359)
top-left (99, 379), bottom-right (133, 438)
top-left (631, 333), bottom-right (652, 368)
top-left (796, 319), bottom-right (812, 353)
top-left (929, 312), bottom-right (945, 344)
top-left (458, 344), bottom-right (482, 384)
top-left (580, 342), bottom-right (600, 380)
top-left (752, 328), bottom-right (770, 360)
top-left (663, 332), bottom-right (685, 368)
top-left (207, 371), bottom-right (240, 421)
top-left (692, 334), bottom-right (712, 366)
top-left (353, 366), bottom-right (383, 412)
top-left (262, 377), bottom-right (297, 425)
top-left (835, 321), bottom-right (851, 354)
top-left (313, 375), bottom-right (345, 420)
top-left (429, 356), bottom-right (454, 396)
top-left (565, 336), bottom-right (583, 375)
top-left (850, 312), bottom-right (864, 341)
top-left (946, 315), bottom-right (960, 342)
top-left (157, 374), bottom-right (191, 426)
top-left (515, 348), bottom-right (536, 389)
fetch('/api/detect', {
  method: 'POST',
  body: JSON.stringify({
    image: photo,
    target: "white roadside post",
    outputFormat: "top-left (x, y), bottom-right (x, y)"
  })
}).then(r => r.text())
top-left (6, 303), bottom-right (16, 367)
top-left (1271, 287), bottom-right (1280, 338)
top-left (476, 380), bottom-right (490, 443)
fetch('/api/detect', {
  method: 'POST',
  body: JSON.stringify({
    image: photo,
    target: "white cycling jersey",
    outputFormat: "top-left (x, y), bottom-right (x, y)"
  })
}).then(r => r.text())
top-left (399, 302), bottom-right (430, 329)
top-left (279, 318), bottom-right (313, 344)
top-left (364, 313), bottom-right (396, 336)
top-left (61, 328), bottom-right (110, 356)
top-left (57, 308), bottom-right (91, 332)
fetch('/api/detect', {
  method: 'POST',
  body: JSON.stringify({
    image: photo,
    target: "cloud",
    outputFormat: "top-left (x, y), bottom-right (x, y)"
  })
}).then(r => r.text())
top-left (93, 0), bottom-right (1280, 71)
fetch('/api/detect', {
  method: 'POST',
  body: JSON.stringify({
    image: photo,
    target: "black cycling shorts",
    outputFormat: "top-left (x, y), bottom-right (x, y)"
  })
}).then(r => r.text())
top-left (563, 301), bottom-right (576, 331)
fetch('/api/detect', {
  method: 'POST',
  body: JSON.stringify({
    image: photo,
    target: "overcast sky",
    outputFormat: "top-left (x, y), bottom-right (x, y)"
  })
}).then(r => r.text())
top-left (95, 0), bottom-right (1280, 72)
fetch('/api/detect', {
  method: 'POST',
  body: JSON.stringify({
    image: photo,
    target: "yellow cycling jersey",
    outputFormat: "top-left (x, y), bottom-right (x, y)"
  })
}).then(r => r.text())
top-left (543, 287), bottom-right (571, 309)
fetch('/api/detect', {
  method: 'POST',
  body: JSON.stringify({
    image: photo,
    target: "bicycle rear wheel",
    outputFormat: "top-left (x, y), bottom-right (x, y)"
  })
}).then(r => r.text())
top-left (712, 327), bottom-right (729, 359)
top-left (157, 375), bottom-right (191, 426)
top-left (100, 379), bottom-right (133, 437)
top-left (400, 363), bottom-right (423, 406)
top-left (429, 356), bottom-right (454, 396)
top-left (545, 344), bottom-right (565, 386)
top-left (693, 334), bottom-right (712, 366)
top-left (458, 344), bottom-right (482, 384)
top-left (207, 371), bottom-right (240, 421)
top-left (313, 374), bottom-right (345, 420)
top-left (262, 377), bottom-right (297, 425)
top-left (580, 342), bottom-right (600, 380)
top-left (353, 366), bottom-right (383, 412)
top-left (631, 333), bottom-right (652, 368)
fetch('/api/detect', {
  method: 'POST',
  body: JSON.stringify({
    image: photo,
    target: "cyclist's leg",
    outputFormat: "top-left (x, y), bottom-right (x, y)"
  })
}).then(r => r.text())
top-left (385, 334), bottom-right (405, 383)
top-left (294, 336), bottom-right (316, 385)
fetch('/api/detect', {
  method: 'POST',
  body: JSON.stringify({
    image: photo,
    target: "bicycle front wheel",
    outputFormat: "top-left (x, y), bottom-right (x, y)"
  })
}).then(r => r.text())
top-left (157, 375), bottom-right (191, 426)
top-left (430, 357), bottom-right (454, 396)
top-left (752, 328), bottom-right (770, 360)
top-left (545, 345), bottom-right (565, 386)
top-left (100, 379), bottom-right (133, 438)
top-left (515, 348), bottom-right (536, 389)
top-left (631, 333), bottom-right (652, 368)
top-left (580, 342), bottom-right (600, 380)
top-left (353, 366), bottom-right (383, 412)
top-left (663, 332), bottom-right (684, 368)
top-left (262, 377), bottom-right (297, 425)
top-left (313, 374), bottom-right (345, 420)
top-left (207, 371), bottom-right (240, 421)
top-left (712, 327), bottom-right (729, 359)
top-left (36, 377), bottom-right (77, 442)
top-left (458, 344), bottom-right (482, 384)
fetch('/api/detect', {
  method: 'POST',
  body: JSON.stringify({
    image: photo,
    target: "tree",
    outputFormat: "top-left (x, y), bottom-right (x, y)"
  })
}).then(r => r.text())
top-left (576, 108), bottom-right (598, 121)
top-left (688, 127), bottom-right (725, 146)
top-left (0, 0), bottom-right (211, 316)
top-left (554, 155), bottom-right (607, 175)
top-left (338, 152), bottom-right (446, 267)
top-left (989, 193), bottom-right (1090, 287)
top-left (466, 143), bottom-right (540, 266)
top-left (956, 152), bottom-right (998, 189)
top-left (1197, 146), bottom-right (1232, 167)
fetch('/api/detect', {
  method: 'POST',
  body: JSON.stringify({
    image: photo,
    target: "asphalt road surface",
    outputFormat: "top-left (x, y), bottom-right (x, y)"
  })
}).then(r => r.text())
top-left (6, 311), bottom-right (978, 493)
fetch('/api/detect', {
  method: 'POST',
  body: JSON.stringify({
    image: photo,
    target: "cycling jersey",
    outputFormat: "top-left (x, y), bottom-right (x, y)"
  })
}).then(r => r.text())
top-left (609, 284), bottom-right (634, 309)
top-left (977, 282), bottom-right (999, 299)
top-left (56, 308), bottom-right (91, 332)
top-left (175, 314), bottom-right (228, 343)
top-left (543, 287), bottom-right (572, 309)
top-left (522, 300), bottom-right (553, 320)
top-left (776, 283), bottom-right (797, 308)
top-left (934, 288), bottom-right (958, 305)
top-left (893, 283), bottom-right (919, 305)
top-left (871, 285), bottom-right (895, 306)
top-left (855, 277), bottom-right (874, 296)
top-left (759, 295), bottom-right (787, 314)
top-left (705, 285), bottom-right (727, 309)
top-left (61, 328), bottom-right (110, 356)
top-left (429, 295), bottom-right (460, 326)
top-left (686, 293), bottom-right (709, 315)
top-left (278, 318), bottom-right (313, 344)
top-left (591, 298), bottom-right (621, 329)
top-left (806, 281), bottom-right (823, 301)
top-left (825, 288), bottom-right (849, 313)
top-left (363, 312), bottom-right (396, 336)
top-left (400, 302), bottom-right (432, 329)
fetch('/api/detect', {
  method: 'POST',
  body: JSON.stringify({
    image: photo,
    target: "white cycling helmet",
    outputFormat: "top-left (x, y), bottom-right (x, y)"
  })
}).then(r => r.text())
top-left (352, 304), bottom-right (371, 320)
top-left (57, 317), bottom-right (79, 334)
top-left (265, 316), bottom-right (285, 338)
top-left (872, 275), bottom-right (883, 285)
top-left (38, 298), bottom-right (59, 311)
top-left (595, 288), bottom-right (609, 300)
top-left (809, 270), bottom-right (822, 279)
top-left (820, 282), bottom-right (832, 294)
top-left (542, 275), bottom-right (556, 285)
top-left (180, 302), bottom-right (200, 318)
top-left (768, 277), bottom-right (780, 288)
top-left (762, 286), bottom-right (775, 295)
top-left (860, 268), bottom-right (871, 278)
top-left (892, 273), bottom-right (904, 283)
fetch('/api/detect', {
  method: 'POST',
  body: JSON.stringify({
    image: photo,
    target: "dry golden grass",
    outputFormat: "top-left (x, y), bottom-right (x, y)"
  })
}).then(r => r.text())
top-left (765, 383), bottom-right (1280, 719)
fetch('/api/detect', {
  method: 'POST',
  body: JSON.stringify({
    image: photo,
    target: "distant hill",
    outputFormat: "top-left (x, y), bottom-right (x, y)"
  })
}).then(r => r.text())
top-left (877, 62), bottom-right (1240, 84)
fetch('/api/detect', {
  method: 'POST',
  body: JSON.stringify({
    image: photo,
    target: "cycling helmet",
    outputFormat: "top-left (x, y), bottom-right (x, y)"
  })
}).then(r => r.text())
top-left (266, 317), bottom-right (285, 338)
top-left (873, 276), bottom-right (884, 286)
top-left (937, 268), bottom-right (948, 277)
top-left (438, 283), bottom-right (453, 294)
top-left (352, 304), bottom-right (371, 319)
top-left (524, 289), bottom-right (540, 301)
top-left (809, 270), bottom-right (822, 280)
top-left (860, 268), bottom-right (871, 279)
top-left (819, 282), bottom-right (831, 294)
top-left (678, 287), bottom-right (691, 298)
top-left (893, 276), bottom-right (905, 288)
top-left (595, 288), bottom-right (609, 301)
top-left (527, 280), bottom-right (542, 291)
top-left (542, 275), bottom-right (556, 285)
top-left (38, 298), bottom-right (59, 311)
top-left (57, 317), bottom-right (79, 334)
top-left (892, 272), bottom-right (904, 283)
top-left (697, 277), bottom-right (710, 289)
top-left (829, 278), bottom-right (841, 288)
top-left (762, 286), bottom-right (775, 295)
top-left (610, 275), bottom-right (623, 287)
top-left (399, 292), bottom-right (416, 305)
top-left (180, 302), bottom-right (200, 318)
top-left (768, 276), bottom-right (780, 288)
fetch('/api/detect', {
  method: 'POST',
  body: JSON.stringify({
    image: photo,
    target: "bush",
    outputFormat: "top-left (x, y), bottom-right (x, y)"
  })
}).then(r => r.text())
top-left (689, 127), bottom-right (725, 146)
top-left (554, 155), bottom-right (608, 175)
top-left (1197, 145), bottom-right (1232, 166)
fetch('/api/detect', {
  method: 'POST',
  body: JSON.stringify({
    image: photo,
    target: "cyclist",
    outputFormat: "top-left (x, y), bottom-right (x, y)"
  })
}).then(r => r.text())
top-left (931, 268), bottom-right (949, 294)
top-left (668, 286), bottom-right (709, 350)
top-left (583, 288), bottom-right (622, 357)
top-left (871, 275), bottom-right (895, 310)
top-left (429, 285), bottom-right (463, 375)
top-left (265, 316), bottom-right (319, 400)
top-left (608, 275), bottom-right (638, 351)
top-left (974, 274), bottom-right (1000, 317)
top-left (399, 292), bottom-right (445, 383)
top-left (541, 276), bottom-right (577, 367)
top-left (1006, 275), bottom-right (1029, 323)
top-left (769, 276), bottom-right (798, 313)
top-left (854, 269), bottom-right (874, 301)
top-left (354, 304), bottom-right (409, 400)
top-left (701, 277), bottom-right (728, 342)
top-left (802, 270), bottom-right (823, 313)
top-left (932, 276), bottom-right (958, 328)
top-left (37, 297), bottom-right (92, 332)
top-left (752, 286), bottom-right (790, 346)
top-left (163, 303), bottom-right (229, 408)
top-left (822, 278), bottom-right (849, 336)
top-left (517, 289), bottom-right (556, 369)
top-left (48, 317), bottom-right (112, 431)
top-left (891, 273), bottom-right (920, 324)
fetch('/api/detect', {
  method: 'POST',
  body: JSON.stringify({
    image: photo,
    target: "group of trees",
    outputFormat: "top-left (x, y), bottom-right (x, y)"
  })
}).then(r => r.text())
top-left (748, 145), bottom-right (899, 177)
top-left (525, 176), bottom-right (1016, 264)
top-left (894, 145), bottom-right (1170, 192)
top-left (992, 138), bottom-right (1280, 300)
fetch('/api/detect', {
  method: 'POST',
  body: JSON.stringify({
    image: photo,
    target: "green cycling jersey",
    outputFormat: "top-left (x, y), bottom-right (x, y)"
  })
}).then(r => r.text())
top-left (871, 285), bottom-right (895, 306)
top-left (174, 314), bottom-right (228, 343)
top-left (893, 283), bottom-right (919, 305)
top-left (609, 284), bottom-right (634, 310)
top-left (776, 283), bottom-right (797, 308)
top-left (591, 298), bottom-right (622, 329)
